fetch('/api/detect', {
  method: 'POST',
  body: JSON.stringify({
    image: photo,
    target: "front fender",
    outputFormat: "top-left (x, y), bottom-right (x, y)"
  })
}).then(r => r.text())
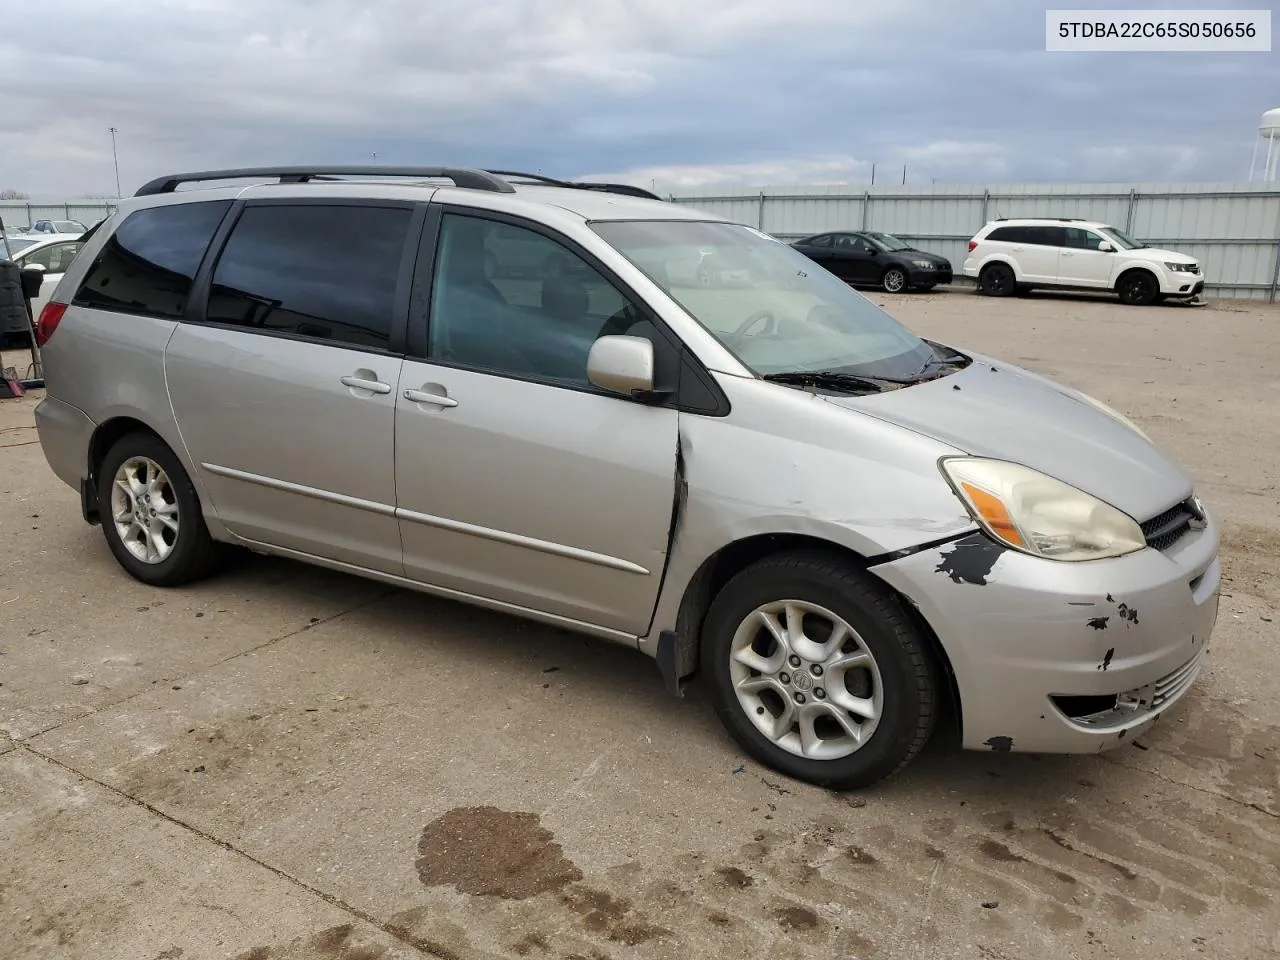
top-left (643, 374), bottom-right (975, 651)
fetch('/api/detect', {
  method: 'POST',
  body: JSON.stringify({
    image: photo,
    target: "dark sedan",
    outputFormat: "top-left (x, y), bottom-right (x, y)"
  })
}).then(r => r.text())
top-left (790, 230), bottom-right (952, 293)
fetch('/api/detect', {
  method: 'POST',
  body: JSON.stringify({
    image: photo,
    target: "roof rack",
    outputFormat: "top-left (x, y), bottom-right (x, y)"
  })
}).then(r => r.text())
top-left (483, 170), bottom-right (665, 202)
top-left (134, 166), bottom-right (517, 197)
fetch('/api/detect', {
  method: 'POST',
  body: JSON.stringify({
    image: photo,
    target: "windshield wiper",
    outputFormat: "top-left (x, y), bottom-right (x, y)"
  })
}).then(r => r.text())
top-left (762, 370), bottom-right (909, 393)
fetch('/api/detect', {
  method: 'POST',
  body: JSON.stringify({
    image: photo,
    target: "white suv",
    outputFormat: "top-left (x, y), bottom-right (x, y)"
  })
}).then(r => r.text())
top-left (963, 218), bottom-right (1204, 306)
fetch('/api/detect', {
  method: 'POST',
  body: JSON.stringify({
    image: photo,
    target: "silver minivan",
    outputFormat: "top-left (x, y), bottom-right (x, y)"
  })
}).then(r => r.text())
top-left (34, 167), bottom-right (1220, 789)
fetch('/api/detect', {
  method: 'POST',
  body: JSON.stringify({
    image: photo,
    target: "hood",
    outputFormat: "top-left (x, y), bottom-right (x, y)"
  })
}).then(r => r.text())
top-left (888, 249), bottom-right (948, 265)
top-left (826, 356), bottom-right (1192, 522)
top-left (1127, 246), bottom-right (1195, 264)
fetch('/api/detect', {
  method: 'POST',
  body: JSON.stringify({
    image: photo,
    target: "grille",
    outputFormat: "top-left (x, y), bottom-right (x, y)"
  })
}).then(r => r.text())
top-left (1140, 499), bottom-right (1198, 551)
top-left (1152, 649), bottom-right (1206, 711)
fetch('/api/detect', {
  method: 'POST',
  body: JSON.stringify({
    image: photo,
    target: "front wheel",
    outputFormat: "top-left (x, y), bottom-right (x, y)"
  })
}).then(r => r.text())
top-left (700, 551), bottom-right (939, 789)
top-left (881, 267), bottom-right (907, 293)
top-left (97, 432), bottom-right (224, 587)
top-left (1117, 270), bottom-right (1158, 306)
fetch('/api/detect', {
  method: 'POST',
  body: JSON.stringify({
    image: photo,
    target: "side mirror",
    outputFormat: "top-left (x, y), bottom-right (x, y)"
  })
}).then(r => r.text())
top-left (587, 335), bottom-right (655, 397)
top-left (20, 265), bottom-right (45, 299)
top-left (1097, 240), bottom-right (1115, 252)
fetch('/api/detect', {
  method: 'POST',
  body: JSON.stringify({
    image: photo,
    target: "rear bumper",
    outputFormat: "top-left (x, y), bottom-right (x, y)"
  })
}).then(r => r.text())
top-left (34, 395), bottom-right (94, 493)
top-left (869, 510), bottom-right (1221, 754)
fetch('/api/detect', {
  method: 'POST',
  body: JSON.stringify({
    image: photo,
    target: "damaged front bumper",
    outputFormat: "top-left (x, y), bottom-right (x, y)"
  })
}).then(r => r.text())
top-left (868, 513), bottom-right (1221, 754)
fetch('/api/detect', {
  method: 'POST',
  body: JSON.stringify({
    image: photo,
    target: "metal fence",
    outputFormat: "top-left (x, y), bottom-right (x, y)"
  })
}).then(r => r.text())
top-left (667, 182), bottom-right (1280, 302)
top-left (0, 199), bottom-right (117, 232)
top-left (7, 182), bottom-right (1280, 301)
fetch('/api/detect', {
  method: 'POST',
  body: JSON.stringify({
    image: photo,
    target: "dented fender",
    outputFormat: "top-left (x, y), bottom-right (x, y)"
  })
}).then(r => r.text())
top-left (642, 373), bottom-right (975, 659)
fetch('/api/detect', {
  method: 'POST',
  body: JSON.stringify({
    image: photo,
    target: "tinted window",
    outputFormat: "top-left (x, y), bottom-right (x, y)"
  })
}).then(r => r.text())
top-left (206, 204), bottom-right (412, 350)
top-left (807, 234), bottom-right (832, 248)
top-left (429, 214), bottom-right (636, 388)
top-left (1024, 226), bottom-right (1066, 247)
top-left (987, 226), bottom-right (1024, 243)
top-left (1064, 227), bottom-right (1105, 250)
top-left (73, 201), bottom-right (231, 319)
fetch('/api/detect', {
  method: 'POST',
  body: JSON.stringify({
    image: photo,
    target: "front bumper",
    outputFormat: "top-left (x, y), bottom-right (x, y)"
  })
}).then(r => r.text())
top-left (1159, 270), bottom-right (1204, 296)
top-left (910, 263), bottom-right (952, 286)
top-left (869, 510), bottom-right (1220, 754)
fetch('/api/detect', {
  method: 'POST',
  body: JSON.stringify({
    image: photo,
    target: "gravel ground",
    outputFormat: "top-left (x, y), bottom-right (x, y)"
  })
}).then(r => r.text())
top-left (1, 287), bottom-right (1277, 960)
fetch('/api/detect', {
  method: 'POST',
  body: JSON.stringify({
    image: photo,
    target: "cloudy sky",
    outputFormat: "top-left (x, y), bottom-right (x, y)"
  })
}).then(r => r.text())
top-left (3, 0), bottom-right (1277, 197)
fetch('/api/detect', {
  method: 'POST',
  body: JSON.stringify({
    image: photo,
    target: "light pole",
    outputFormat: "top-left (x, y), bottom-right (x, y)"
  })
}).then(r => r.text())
top-left (108, 127), bottom-right (121, 198)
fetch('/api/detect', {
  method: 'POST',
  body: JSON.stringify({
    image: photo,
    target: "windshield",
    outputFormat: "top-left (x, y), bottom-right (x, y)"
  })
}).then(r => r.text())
top-left (591, 220), bottom-right (934, 381)
top-left (1100, 226), bottom-right (1145, 250)
top-left (865, 232), bottom-right (914, 252)
top-left (1, 237), bottom-right (39, 257)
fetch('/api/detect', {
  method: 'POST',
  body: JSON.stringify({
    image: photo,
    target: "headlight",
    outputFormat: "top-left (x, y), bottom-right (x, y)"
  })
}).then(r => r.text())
top-left (940, 457), bottom-right (1146, 561)
top-left (911, 259), bottom-right (935, 270)
top-left (1165, 261), bottom-right (1197, 273)
top-left (1071, 391), bottom-right (1152, 443)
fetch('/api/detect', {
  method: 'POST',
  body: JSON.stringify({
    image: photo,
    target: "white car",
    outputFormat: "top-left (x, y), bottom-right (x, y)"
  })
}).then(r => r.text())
top-left (962, 218), bottom-right (1204, 306)
top-left (1, 233), bottom-right (86, 337)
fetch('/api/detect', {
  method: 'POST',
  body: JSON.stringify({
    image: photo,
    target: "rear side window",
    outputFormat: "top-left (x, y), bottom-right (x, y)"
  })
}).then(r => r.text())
top-left (205, 204), bottom-right (412, 350)
top-left (986, 226), bottom-right (1024, 243)
top-left (72, 201), bottom-right (231, 319)
top-left (1024, 226), bottom-right (1066, 247)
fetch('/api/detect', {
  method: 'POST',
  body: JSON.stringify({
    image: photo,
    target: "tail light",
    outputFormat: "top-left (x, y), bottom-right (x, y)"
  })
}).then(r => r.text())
top-left (967, 240), bottom-right (978, 252)
top-left (35, 302), bottom-right (67, 346)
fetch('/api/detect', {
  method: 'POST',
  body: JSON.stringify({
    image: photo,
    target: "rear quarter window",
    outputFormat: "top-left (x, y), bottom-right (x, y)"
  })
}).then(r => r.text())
top-left (72, 201), bottom-right (232, 319)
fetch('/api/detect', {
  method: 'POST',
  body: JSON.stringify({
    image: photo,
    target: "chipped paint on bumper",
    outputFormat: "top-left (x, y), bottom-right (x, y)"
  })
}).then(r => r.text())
top-left (868, 512), bottom-right (1221, 754)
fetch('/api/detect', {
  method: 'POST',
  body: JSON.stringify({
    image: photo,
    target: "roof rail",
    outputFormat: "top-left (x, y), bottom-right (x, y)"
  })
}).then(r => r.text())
top-left (483, 170), bottom-right (665, 202)
top-left (134, 166), bottom-right (517, 197)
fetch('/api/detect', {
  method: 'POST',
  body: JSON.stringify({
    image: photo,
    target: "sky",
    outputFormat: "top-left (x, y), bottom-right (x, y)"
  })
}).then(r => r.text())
top-left (2, 0), bottom-right (1277, 197)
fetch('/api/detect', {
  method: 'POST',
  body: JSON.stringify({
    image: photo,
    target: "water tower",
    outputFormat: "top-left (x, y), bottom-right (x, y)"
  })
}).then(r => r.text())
top-left (1249, 108), bottom-right (1280, 181)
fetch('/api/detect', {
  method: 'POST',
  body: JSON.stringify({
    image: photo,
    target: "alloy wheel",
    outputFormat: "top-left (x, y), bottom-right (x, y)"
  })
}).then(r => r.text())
top-left (728, 599), bottom-right (884, 760)
top-left (110, 456), bottom-right (180, 564)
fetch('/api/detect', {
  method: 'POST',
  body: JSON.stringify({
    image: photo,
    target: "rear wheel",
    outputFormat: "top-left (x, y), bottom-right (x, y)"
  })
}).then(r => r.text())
top-left (979, 262), bottom-right (1016, 296)
top-left (881, 267), bottom-right (907, 293)
top-left (700, 550), bottom-right (939, 789)
top-left (97, 432), bottom-right (223, 586)
top-left (1117, 270), bottom-right (1158, 306)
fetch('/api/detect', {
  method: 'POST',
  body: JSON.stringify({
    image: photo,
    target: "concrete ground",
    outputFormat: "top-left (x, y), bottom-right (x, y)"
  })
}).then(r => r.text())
top-left (1, 288), bottom-right (1277, 960)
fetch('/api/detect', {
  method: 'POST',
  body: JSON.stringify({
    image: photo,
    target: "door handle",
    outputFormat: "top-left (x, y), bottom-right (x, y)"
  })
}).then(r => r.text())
top-left (404, 388), bottom-right (458, 408)
top-left (340, 376), bottom-right (391, 394)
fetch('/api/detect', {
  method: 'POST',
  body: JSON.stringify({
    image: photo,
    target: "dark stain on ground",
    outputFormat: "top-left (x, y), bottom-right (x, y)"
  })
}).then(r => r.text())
top-left (1099, 648), bottom-right (1115, 671)
top-left (383, 907), bottom-right (464, 960)
top-left (774, 904), bottom-right (822, 931)
top-left (924, 844), bottom-right (947, 860)
top-left (415, 806), bottom-right (583, 899)
top-left (934, 534), bottom-right (1003, 586)
top-left (715, 866), bottom-right (754, 888)
top-left (230, 924), bottom-right (390, 960)
top-left (512, 931), bottom-right (549, 955)
top-left (979, 839), bottom-right (1027, 863)
top-left (561, 884), bottom-right (671, 945)
top-left (153, 950), bottom-right (183, 960)
top-left (984, 736), bottom-right (1013, 752)
top-left (1088, 617), bottom-right (1110, 630)
top-left (707, 910), bottom-right (733, 926)
top-left (1042, 828), bottom-right (1139, 880)
top-left (847, 846), bottom-right (879, 866)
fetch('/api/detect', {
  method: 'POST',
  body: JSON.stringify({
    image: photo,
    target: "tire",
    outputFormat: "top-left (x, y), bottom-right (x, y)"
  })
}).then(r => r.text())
top-left (97, 431), bottom-right (223, 587)
top-left (978, 262), bottom-right (1016, 297)
top-left (881, 267), bottom-right (908, 293)
top-left (700, 550), bottom-right (939, 790)
top-left (1117, 270), bottom-right (1158, 306)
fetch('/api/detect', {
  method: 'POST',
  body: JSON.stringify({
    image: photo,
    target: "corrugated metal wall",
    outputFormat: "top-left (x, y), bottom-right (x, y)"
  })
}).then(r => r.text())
top-left (0, 200), bottom-right (117, 231)
top-left (670, 182), bottom-right (1280, 301)
top-left (7, 184), bottom-right (1280, 300)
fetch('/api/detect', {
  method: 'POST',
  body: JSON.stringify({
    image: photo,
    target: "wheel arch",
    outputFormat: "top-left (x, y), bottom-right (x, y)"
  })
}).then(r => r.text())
top-left (660, 532), bottom-right (961, 733)
top-left (1115, 265), bottom-right (1160, 299)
